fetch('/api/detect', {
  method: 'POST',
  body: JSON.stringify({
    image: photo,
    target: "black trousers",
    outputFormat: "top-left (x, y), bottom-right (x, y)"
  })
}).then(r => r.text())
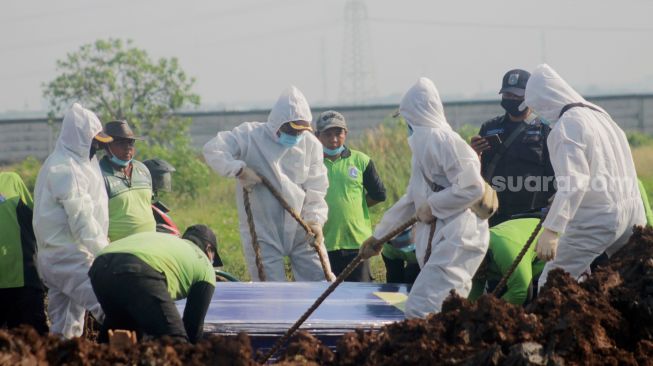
top-left (382, 254), bottom-right (420, 285)
top-left (89, 253), bottom-right (188, 343)
top-left (0, 286), bottom-right (48, 334)
top-left (328, 249), bottom-right (371, 282)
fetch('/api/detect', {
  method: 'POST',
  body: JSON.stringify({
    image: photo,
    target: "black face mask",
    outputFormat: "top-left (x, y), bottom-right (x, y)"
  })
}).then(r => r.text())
top-left (89, 141), bottom-right (99, 160)
top-left (501, 98), bottom-right (527, 117)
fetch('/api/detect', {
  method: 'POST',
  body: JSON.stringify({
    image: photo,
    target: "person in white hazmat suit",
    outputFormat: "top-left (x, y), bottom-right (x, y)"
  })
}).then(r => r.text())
top-left (525, 64), bottom-right (646, 289)
top-left (359, 77), bottom-right (490, 318)
top-left (32, 103), bottom-right (113, 338)
top-left (203, 86), bottom-right (334, 281)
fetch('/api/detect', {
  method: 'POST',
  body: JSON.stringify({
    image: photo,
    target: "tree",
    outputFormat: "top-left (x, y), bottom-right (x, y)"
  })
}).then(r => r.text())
top-left (43, 38), bottom-right (209, 196)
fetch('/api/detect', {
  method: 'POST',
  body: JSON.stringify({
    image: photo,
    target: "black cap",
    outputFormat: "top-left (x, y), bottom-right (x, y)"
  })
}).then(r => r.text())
top-left (499, 69), bottom-right (530, 97)
top-left (182, 224), bottom-right (223, 267)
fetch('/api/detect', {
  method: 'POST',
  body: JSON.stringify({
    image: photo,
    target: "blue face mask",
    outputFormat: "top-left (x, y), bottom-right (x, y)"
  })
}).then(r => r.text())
top-left (278, 131), bottom-right (305, 147)
top-left (407, 124), bottom-right (414, 137)
top-left (108, 147), bottom-right (132, 167)
top-left (110, 154), bottom-right (132, 167)
top-left (323, 145), bottom-right (345, 156)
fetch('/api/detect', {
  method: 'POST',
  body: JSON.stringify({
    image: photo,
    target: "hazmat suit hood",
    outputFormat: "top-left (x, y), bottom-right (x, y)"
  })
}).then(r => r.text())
top-left (56, 103), bottom-right (103, 159)
top-left (525, 64), bottom-right (604, 124)
top-left (399, 77), bottom-right (451, 130)
top-left (266, 86), bottom-right (313, 137)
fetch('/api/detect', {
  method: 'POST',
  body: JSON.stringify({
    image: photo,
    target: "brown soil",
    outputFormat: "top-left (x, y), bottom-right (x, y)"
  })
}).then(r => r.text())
top-left (3, 226), bottom-right (653, 365)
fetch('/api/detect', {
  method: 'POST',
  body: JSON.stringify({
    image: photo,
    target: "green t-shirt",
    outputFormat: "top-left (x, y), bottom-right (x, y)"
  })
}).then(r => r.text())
top-left (638, 179), bottom-right (653, 226)
top-left (100, 158), bottom-right (156, 241)
top-left (99, 232), bottom-right (215, 300)
top-left (469, 218), bottom-right (544, 305)
top-left (0, 172), bottom-right (34, 288)
top-left (323, 149), bottom-right (372, 251)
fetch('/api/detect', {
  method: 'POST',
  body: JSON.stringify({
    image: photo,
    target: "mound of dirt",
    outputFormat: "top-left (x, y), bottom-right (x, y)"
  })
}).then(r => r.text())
top-left (3, 226), bottom-right (653, 365)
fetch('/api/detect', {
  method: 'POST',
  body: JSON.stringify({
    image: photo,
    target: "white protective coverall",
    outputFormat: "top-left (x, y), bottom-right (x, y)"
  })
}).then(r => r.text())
top-left (525, 64), bottom-right (646, 289)
top-left (374, 78), bottom-right (489, 318)
top-left (32, 103), bottom-right (109, 338)
top-left (203, 86), bottom-right (332, 281)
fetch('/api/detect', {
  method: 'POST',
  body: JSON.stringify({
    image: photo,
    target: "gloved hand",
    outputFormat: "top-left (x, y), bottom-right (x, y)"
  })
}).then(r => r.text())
top-left (237, 166), bottom-right (261, 191)
top-left (535, 228), bottom-right (560, 261)
top-left (359, 236), bottom-right (382, 260)
top-left (416, 202), bottom-right (436, 223)
top-left (307, 222), bottom-right (324, 247)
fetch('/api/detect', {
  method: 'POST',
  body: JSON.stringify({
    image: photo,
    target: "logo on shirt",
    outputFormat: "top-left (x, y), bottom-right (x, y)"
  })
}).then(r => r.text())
top-left (526, 130), bottom-right (541, 136)
top-left (0, 194), bottom-right (5, 203)
top-left (348, 166), bottom-right (359, 179)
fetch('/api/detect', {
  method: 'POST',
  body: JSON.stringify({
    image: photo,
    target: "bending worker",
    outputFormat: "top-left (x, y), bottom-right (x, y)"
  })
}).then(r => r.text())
top-left (89, 225), bottom-right (218, 343)
top-left (470, 180), bottom-right (653, 306)
top-left (32, 103), bottom-right (112, 338)
top-left (203, 86), bottom-right (334, 281)
top-left (359, 77), bottom-right (490, 318)
top-left (525, 64), bottom-right (646, 289)
top-left (100, 120), bottom-right (156, 241)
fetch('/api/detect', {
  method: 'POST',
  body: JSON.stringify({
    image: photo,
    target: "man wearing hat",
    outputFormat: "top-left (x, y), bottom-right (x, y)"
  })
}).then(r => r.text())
top-left (89, 225), bottom-right (219, 343)
top-left (32, 103), bottom-right (113, 338)
top-left (203, 86), bottom-right (334, 282)
top-left (315, 110), bottom-right (386, 281)
top-left (100, 120), bottom-right (156, 241)
top-left (470, 69), bottom-right (555, 226)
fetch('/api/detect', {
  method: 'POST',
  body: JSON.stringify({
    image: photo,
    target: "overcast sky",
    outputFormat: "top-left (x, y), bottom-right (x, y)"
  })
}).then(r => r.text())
top-left (2, 0), bottom-right (653, 113)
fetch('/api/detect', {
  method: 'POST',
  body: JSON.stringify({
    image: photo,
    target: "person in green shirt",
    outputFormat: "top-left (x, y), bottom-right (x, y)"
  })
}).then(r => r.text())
top-left (89, 225), bottom-right (219, 343)
top-left (0, 172), bottom-right (48, 333)
top-left (315, 111), bottom-right (387, 281)
top-left (100, 120), bottom-right (156, 241)
top-left (469, 218), bottom-right (544, 305)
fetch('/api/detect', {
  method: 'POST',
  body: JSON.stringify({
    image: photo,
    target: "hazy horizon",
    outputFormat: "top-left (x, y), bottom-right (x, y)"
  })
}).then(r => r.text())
top-left (2, 0), bottom-right (653, 114)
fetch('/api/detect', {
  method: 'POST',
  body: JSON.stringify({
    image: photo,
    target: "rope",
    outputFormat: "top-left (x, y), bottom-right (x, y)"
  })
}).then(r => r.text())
top-left (257, 216), bottom-right (418, 364)
top-left (258, 174), bottom-right (331, 281)
top-left (491, 217), bottom-right (544, 297)
top-left (243, 188), bottom-right (266, 281)
top-left (423, 220), bottom-right (436, 263)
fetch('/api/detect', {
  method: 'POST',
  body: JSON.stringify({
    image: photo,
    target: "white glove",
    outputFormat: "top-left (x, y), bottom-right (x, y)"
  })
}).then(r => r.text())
top-left (359, 236), bottom-right (382, 260)
top-left (307, 222), bottom-right (324, 247)
top-left (237, 167), bottom-right (261, 191)
top-left (416, 202), bottom-right (436, 223)
top-left (535, 228), bottom-right (560, 261)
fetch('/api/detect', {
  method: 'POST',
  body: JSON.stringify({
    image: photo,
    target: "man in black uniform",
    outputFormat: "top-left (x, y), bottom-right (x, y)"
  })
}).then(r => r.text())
top-left (470, 69), bottom-right (555, 226)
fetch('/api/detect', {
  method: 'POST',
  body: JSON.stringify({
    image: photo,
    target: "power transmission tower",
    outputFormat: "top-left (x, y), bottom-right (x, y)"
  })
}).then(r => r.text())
top-left (339, 0), bottom-right (377, 106)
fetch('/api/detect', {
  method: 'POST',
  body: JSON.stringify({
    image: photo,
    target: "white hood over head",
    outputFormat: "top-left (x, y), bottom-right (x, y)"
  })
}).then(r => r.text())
top-left (266, 86), bottom-right (313, 135)
top-left (525, 64), bottom-right (587, 123)
top-left (399, 77), bottom-right (451, 130)
top-left (56, 103), bottom-right (103, 159)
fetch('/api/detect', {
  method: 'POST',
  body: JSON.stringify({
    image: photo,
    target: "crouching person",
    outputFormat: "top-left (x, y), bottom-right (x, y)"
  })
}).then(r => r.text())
top-left (89, 225), bottom-right (218, 343)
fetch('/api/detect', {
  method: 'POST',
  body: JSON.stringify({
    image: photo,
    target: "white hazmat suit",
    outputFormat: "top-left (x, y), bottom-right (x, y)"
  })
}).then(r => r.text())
top-left (374, 78), bottom-right (489, 318)
top-left (32, 103), bottom-right (109, 338)
top-left (203, 86), bottom-right (332, 281)
top-left (525, 64), bottom-right (646, 289)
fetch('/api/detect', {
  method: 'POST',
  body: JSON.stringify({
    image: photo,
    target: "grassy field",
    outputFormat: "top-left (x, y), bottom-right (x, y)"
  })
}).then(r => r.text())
top-left (4, 122), bottom-right (653, 282)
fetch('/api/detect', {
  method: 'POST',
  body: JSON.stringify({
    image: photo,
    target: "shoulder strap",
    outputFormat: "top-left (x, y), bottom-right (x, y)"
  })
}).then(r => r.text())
top-left (558, 102), bottom-right (603, 118)
top-left (418, 165), bottom-right (444, 193)
top-left (483, 122), bottom-right (529, 180)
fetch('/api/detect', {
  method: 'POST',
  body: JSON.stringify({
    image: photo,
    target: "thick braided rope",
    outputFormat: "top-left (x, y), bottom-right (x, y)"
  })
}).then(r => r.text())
top-left (258, 216), bottom-right (418, 364)
top-left (491, 218), bottom-right (543, 297)
top-left (243, 188), bottom-right (266, 281)
top-left (258, 174), bottom-right (331, 281)
top-left (423, 220), bottom-right (436, 263)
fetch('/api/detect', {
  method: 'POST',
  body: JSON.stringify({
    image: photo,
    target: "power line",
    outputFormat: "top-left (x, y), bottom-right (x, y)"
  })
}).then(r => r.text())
top-left (369, 17), bottom-right (653, 33)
